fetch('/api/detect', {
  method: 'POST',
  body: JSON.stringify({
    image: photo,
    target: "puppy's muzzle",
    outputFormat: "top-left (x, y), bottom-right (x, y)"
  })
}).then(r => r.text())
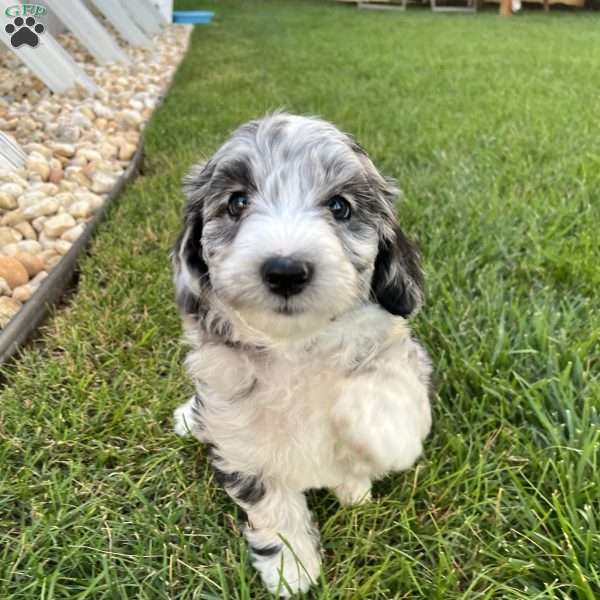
top-left (261, 256), bottom-right (314, 298)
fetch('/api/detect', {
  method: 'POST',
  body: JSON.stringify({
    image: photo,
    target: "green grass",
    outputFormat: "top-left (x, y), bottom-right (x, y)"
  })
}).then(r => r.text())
top-left (1, 1), bottom-right (599, 598)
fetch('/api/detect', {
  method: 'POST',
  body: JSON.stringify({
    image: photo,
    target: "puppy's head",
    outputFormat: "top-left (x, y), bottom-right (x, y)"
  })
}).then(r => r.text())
top-left (173, 113), bottom-right (423, 339)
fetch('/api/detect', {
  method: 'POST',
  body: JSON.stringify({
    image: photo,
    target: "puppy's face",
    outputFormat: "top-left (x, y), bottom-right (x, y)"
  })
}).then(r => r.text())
top-left (174, 114), bottom-right (423, 339)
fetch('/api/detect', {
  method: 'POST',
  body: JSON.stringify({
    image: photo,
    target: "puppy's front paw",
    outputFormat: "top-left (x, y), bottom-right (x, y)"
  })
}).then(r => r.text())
top-left (254, 544), bottom-right (320, 597)
top-left (333, 383), bottom-right (426, 474)
top-left (248, 529), bottom-right (321, 597)
top-left (333, 478), bottom-right (372, 506)
top-left (173, 396), bottom-right (199, 437)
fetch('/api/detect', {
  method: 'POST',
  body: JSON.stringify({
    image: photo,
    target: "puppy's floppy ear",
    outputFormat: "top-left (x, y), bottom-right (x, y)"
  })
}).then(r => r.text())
top-left (371, 224), bottom-right (424, 318)
top-left (357, 152), bottom-right (424, 318)
top-left (172, 161), bottom-right (215, 317)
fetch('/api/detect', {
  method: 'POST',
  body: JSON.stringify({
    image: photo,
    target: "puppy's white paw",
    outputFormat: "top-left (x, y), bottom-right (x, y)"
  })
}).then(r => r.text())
top-left (173, 397), bottom-right (197, 437)
top-left (253, 543), bottom-right (320, 598)
top-left (334, 478), bottom-right (372, 506)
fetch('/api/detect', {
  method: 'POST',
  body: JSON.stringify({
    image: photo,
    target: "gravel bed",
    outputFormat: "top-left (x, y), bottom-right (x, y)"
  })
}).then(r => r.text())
top-left (0, 23), bottom-right (192, 330)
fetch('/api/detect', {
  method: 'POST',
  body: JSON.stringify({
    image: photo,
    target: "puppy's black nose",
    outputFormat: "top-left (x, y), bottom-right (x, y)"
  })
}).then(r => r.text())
top-left (261, 257), bottom-right (314, 297)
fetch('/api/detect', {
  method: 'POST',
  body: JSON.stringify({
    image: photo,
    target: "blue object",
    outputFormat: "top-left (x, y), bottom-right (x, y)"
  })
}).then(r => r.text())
top-left (173, 11), bottom-right (214, 24)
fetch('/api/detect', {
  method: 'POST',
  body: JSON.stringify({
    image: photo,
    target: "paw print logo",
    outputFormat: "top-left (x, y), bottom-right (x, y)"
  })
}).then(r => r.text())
top-left (5, 16), bottom-right (45, 49)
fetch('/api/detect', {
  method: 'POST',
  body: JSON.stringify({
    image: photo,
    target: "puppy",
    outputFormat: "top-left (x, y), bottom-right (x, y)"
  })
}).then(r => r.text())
top-left (172, 112), bottom-right (432, 597)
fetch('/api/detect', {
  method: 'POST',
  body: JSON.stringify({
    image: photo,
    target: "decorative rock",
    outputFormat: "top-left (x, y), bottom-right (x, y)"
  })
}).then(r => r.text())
top-left (30, 183), bottom-right (59, 196)
top-left (93, 101), bottom-right (113, 119)
top-left (30, 270), bottom-right (48, 288)
top-left (23, 143), bottom-right (52, 159)
top-left (1, 209), bottom-right (26, 227)
top-left (72, 112), bottom-right (93, 129)
top-left (118, 109), bottom-right (143, 129)
top-left (38, 232), bottom-right (56, 250)
top-left (14, 252), bottom-right (44, 277)
top-left (48, 167), bottom-right (64, 184)
top-left (45, 254), bottom-right (62, 269)
top-left (0, 296), bottom-right (21, 327)
top-left (39, 249), bottom-right (59, 265)
top-left (0, 277), bottom-right (11, 296)
top-left (14, 221), bottom-right (37, 240)
top-left (73, 191), bottom-right (103, 210)
top-left (43, 214), bottom-right (76, 238)
top-left (22, 198), bottom-right (59, 219)
top-left (0, 256), bottom-right (29, 288)
top-left (76, 148), bottom-right (103, 163)
top-left (0, 183), bottom-right (24, 200)
top-left (119, 142), bottom-right (137, 161)
top-left (48, 157), bottom-right (63, 171)
top-left (12, 284), bottom-right (34, 303)
top-left (55, 125), bottom-right (80, 143)
top-left (58, 181), bottom-right (78, 193)
top-left (61, 224), bottom-right (85, 243)
top-left (25, 156), bottom-right (50, 181)
top-left (16, 240), bottom-right (42, 254)
top-left (91, 172), bottom-right (116, 194)
top-left (0, 227), bottom-right (21, 246)
top-left (64, 167), bottom-right (92, 188)
top-left (54, 240), bottom-right (72, 256)
top-left (98, 142), bottom-right (117, 160)
top-left (68, 200), bottom-right (92, 219)
top-left (0, 173), bottom-right (26, 187)
top-left (50, 143), bottom-right (76, 158)
top-left (54, 193), bottom-right (74, 209)
top-left (0, 192), bottom-right (17, 210)
top-left (18, 191), bottom-right (46, 210)
top-left (31, 217), bottom-right (46, 233)
top-left (1, 244), bottom-right (18, 256)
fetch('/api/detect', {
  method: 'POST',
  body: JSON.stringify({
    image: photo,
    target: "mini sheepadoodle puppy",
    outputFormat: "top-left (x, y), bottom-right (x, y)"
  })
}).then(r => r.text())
top-left (172, 112), bottom-right (432, 596)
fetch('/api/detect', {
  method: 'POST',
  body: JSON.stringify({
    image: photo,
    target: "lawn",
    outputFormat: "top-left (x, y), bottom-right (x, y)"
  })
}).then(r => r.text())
top-left (1, 1), bottom-right (599, 598)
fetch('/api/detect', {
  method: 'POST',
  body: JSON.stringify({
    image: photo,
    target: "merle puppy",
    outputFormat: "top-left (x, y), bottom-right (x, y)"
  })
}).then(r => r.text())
top-left (173, 112), bottom-right (432, 596)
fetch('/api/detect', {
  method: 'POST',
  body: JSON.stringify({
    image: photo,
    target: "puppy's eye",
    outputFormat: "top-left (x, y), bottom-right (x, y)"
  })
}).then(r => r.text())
top-left (328, 195), bottom-right (351, 221)
top-left (227, 192), bottom-right (249, 218)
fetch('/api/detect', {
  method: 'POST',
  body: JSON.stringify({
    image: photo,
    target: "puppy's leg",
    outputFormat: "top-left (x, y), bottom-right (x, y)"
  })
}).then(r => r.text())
top-left (333, 478), bottom-right (372, 506)
top-left (333, 339), bottom-right (432, 475)
top-left (173, 394), bottom-right (206, 440)
top-left (213, 465), bottom-right (321, 597)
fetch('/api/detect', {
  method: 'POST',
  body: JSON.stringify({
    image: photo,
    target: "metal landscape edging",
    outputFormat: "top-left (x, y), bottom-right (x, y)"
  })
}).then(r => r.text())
top-left (0, 142), bottom-right (144, 365)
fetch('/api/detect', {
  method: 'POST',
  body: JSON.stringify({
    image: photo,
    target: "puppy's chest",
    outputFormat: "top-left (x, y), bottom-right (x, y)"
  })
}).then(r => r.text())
top-left (208, 353), bottom-right (347, 488)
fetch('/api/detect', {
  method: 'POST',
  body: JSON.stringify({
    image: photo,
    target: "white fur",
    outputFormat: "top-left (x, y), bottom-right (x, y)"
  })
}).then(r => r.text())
top-left (174, 306), bottom-right (431, 596)
top-left (173, 113), bottom-right (432, 596)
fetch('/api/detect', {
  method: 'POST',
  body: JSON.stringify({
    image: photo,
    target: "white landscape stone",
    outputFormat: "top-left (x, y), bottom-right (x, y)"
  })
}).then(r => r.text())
top-left (50, 143), bottom-right (76, 158)
top-left (30, 271), bottom-right (48, 288)
top-left (54, 240), bottom-right (73, 256)
top-left (31, 217), bottom-right (46, 233)
top-left (0, 193), bottom-right (17, 210)
top-left (25, 156), bottom-right (50, 181)
top-left (17, 191), bottom-right (47, 210)
top-left (1, 244), bottom-right (18, 256)
top-left (68, 201), bottom-right (92, 219)
top-left (22, 198), bottom-right (59, 219)
top-left (16, 240), bottom-right (43, 255)
top-left (12, 284), bottom-right (34, 303)
top-left (0, 277), bottom-right (11, 296)
top-left (61, 224), bottom-right (85, 243)
top-left (91, 172), bottom-right (117, 194)
top-left (14, 222), bottom-right (37, 240)
top-left (0, 183), bottom-right (24, 200)
top-left (43, 214), bottom-right (77, 238)
top-left (0, 227), bottom-right (21, 246)
top-left (0, 296), bottom-right (22, 327)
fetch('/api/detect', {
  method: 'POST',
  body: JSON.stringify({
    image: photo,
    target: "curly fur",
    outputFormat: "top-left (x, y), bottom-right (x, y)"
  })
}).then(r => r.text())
top-left (172, 112), bottom-right (432, 596)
